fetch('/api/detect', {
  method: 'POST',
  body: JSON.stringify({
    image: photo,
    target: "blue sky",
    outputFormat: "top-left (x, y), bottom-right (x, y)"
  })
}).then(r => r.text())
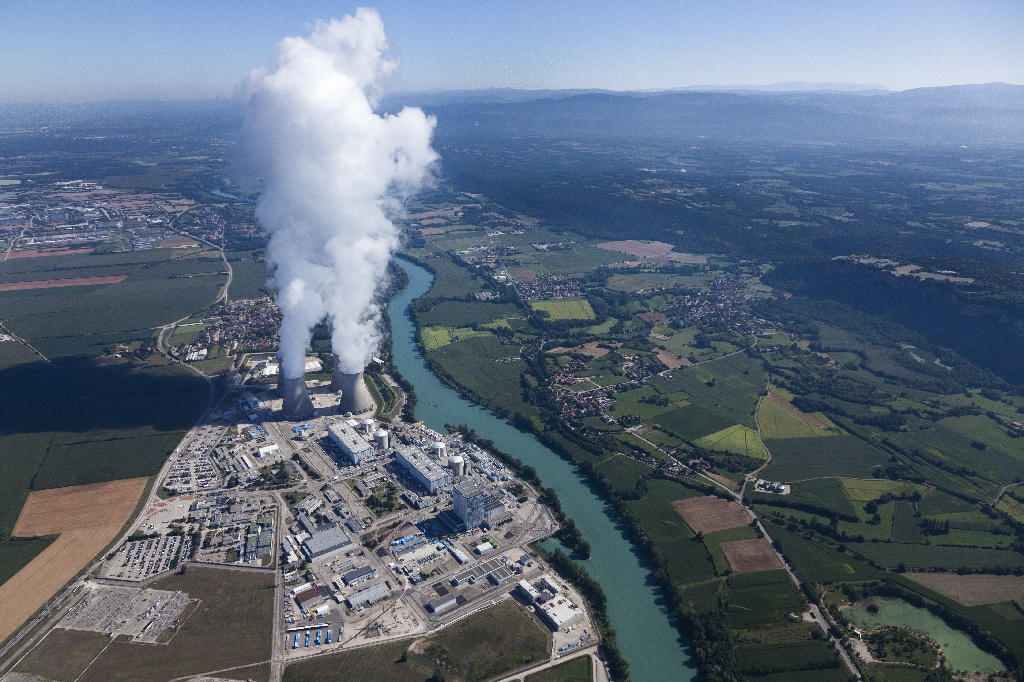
top-left (2, 0), bottom-right (1022, 101)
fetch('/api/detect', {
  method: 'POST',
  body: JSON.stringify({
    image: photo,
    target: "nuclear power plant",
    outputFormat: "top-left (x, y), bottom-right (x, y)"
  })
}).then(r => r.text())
top-left (331, 354), bottom-right (374, 414)
top-left (277, 351), bottom-right (375, 420)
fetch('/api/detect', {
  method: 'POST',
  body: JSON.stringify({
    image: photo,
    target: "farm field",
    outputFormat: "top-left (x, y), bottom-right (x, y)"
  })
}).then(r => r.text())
top-left (856, 542), bottom-right (1024, 571)
top-left (902, 573), bottom-right (1024, 607)
top-left (0, 275), bottom-right (128, 291)
top-left (283, 599), bottom-right (550, 682)
top-left (720, 538), bottom-right (783, 573)
top-left (673, 496), bottom-right (751, 535)
top-left (0, 477), bottom-right (148, 645)
top-left (77, 565), bottom-right (275, 682)
top-left (523, 655), bottom-right (592, 682)
top-left (528, 298), bottom-right (596, 321)
top-left (760, 435), bottom-right (889, 481)
top-left (625, 479), bottom-right (716, 584)
top-left (758, 391), bottom-right (835, 440)
top-left (844, 598), bottom-right (1005, 673)
top-left (694, 424), bottom-right (767, 459)
top-left (651, 352), bottom-right (765, 429)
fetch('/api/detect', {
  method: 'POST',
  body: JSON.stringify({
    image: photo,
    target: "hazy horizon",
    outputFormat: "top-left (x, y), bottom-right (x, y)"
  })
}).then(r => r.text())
top-left (2, 0), bottom-right (1022, 103)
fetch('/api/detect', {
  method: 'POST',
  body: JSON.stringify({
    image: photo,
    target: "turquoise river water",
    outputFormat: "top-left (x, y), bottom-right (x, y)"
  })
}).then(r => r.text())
top-left (389, 258), bottom-right (698, 682)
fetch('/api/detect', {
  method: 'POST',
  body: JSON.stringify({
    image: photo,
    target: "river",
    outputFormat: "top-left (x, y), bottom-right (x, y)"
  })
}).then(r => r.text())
top-left (389, 258), bottom-right (698, 682)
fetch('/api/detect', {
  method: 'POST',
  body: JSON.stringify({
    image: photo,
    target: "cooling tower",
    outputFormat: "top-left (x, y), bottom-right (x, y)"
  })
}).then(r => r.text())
top-left (280, 375), bottom-right (315, 420)
top-left (331, 360), bottom-right (374, 414)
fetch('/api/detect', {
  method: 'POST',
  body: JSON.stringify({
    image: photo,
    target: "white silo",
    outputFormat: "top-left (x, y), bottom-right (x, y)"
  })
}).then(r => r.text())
top-left (448, 454), bottom-right (466, 478)
top-left (361, 417), bottom-right (376, 433)
top-left (374, 429), bottom-right (389, 450)
top-left (430, 441), bottom-right (447, 459)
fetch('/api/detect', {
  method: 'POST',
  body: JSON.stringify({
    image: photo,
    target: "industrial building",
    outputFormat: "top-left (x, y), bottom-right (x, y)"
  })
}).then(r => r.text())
top-left (426, 595), bottom-right (457, 613)
top-left (342, 565), bottom-right (376, 586)
top-left (451, 555), bottom-right (510, 586)
top-left (394, 445), bottom-right (452, 494)
top-left (538, 595), bottom-right (584, 631)
top-left (301, 523), bottom-right (353, 562)
top-left (328, 421), bottom-right (374, 465)
top-left (346, 582), bottom-right (390, 608)
top-left (453, 480), bottom-right (489, 529)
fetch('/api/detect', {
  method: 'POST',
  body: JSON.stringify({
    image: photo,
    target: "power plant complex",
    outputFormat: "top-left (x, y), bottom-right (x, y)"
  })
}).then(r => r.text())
top-left (279, 352), bottom-right (374, 419)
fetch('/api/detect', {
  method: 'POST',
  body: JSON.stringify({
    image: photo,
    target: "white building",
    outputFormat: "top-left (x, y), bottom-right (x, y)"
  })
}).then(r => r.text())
top-left (329, 422), bottom-right (373, 465)
top-left (394, 445), bottom-right (452, 494)
top-left (346, 582), bottom-right (390, 608)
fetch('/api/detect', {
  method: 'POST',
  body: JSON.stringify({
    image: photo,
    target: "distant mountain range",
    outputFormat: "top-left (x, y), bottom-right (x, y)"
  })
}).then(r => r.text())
top-left (2, 83), bottom-right (1022, 146)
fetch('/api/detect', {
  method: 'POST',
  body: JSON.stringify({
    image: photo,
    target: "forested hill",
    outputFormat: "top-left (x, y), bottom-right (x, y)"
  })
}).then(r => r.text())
top-left (424, 83), bottom-right (1024, 145)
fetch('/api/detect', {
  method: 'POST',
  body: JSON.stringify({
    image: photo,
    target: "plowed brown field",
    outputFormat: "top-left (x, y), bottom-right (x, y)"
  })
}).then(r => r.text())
top-left (720, 538), bottom-right (784, 573)
top-left (0, 275), bottom-right (126, 292)
top-left (673, 495), bottom-right (751, 534)
top-left (0, 477), bottom-right (148, 644)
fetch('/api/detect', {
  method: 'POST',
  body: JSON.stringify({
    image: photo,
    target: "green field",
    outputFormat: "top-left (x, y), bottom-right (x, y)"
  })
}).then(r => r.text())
top-left (421, 326), bottom-right (493, 350)
top-left (653, 404), bottom-right (735, 442)
top-left (651, 352), bottom-right (765, 429)
top-left (758, 392), bottom-right (836, 440)
top-left (13, 628), bottom-right (112, 682)
top-left (723, 570), bottom-right (807, 629)
top-left (284, 599), bottom-right (550, 682)
top-left (734, 640), bottom-right (841, 677)
top-left (840, 478), bottom-right (925, 502)
top-left (416, 300), bottom-right (522, 328)
top-left (856, 542), bottom-right (1024, 571)
top-left (529, 298), bottom-right (596, 321)
top-left (761, 518), bottom-right (879, 584)
top-left (427, 335), bottom-right (538, 419)
top-left (761, 435), bottom-right (889, 481)
top-left (694, 424), bottom-right (768, 459)
top-left (624, 479), bottom-right (716, 584)
top-left (524, 655), bottom-right (592, 682)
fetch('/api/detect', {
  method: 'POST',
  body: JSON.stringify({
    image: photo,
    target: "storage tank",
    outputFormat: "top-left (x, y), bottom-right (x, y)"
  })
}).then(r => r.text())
top-left (361, 417), bottom-right (376, 433)
top-left (447, 455), bottom-right (466, 478)
top-left (374, 429), bottom-right (389, 450)
top-left (430, 441), bottom-right (447, 459)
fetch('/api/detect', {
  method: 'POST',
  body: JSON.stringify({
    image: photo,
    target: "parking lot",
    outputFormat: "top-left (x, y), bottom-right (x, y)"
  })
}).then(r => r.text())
top-left (101, 535), bottom-right (182, 581)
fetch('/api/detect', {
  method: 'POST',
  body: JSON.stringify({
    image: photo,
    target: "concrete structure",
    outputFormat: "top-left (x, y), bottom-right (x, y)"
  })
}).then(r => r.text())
top-left (516, 579), bottom-right (541, 605)
top-left (395, 445), bottom-right (452, 494)
top-left (538, 595), bottom-right (584, 631)
top-left (346, 582), bottom-right (389, 608)
top-left (328, 422), bottom-right (373, 465)
top-left (453, 480), bottom-right (489, 530)
top-left (280, 375), bottom-right (315, 420)
top-left (332, 363), bottom-right (374, 413)
top-left (428, 441), bottom-right (447, 459)
top-left (447, 455), bottom-right (466, 478)
top-left (374, 429), bottom-right (389, 450)
top-left (301, 524), bottom-right (352, 562)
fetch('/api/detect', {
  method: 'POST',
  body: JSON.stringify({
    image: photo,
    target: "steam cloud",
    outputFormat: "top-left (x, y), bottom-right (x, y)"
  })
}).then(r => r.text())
top-left (236, 8), bottom-right (437, 379)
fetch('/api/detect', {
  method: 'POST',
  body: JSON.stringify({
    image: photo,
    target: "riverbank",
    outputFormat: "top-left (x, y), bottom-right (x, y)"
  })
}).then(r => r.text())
top-left (388, 257), bottom-right (698, 682)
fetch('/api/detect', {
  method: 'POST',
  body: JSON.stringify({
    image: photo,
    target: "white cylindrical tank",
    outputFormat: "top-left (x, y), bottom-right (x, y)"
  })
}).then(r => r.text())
top-left (361, 418), bottom-right (375, 433)
top-left (448, 455), bottom-right (466, 478)
top-left (430, 441), bottom-right (447, 459)
top-left (374, 429), bottom-right (389, 450)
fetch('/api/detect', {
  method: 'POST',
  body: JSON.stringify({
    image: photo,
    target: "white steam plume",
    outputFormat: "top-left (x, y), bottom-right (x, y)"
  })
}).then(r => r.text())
top-left (235, 8), bottom-right (436, 379)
